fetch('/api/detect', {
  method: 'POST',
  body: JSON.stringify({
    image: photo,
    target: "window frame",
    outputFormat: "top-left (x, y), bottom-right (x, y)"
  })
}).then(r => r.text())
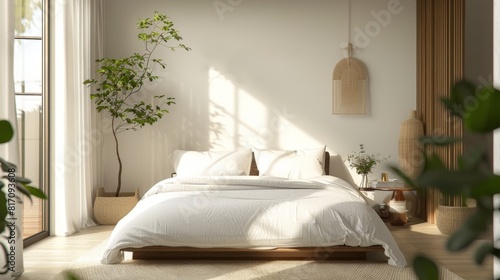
top-left (13, 0), bottom-right (50, 247)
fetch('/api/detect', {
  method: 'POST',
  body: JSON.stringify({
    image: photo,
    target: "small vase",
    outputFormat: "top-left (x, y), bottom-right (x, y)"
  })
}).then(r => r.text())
top-left (359, 174), bottom-right (370, 189)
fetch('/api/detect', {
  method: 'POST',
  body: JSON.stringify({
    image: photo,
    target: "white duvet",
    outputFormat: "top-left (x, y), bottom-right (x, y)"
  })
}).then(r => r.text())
top-left (102, 175), bottom-right (407, 267)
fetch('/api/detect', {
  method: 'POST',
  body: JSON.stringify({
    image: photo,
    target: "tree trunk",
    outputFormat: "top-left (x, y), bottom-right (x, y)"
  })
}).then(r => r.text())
top-left (112, 118), bottom-right (122, 197)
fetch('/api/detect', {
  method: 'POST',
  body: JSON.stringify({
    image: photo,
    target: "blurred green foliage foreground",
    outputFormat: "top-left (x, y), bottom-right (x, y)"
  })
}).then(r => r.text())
top-left (391, 80), bottom-right (500, 280)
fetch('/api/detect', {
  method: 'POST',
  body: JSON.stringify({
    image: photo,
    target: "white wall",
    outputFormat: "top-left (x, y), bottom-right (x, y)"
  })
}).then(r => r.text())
top-left (99, 0), bottom-right (417, 194)
top-left (464, 0), bottom-right (494, 164)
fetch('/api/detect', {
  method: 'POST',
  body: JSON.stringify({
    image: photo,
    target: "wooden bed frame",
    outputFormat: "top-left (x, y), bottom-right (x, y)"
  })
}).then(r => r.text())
top-left (122, 151), bottom-right (386, 261)
top-left (124, 245), bottom-right (385, 261)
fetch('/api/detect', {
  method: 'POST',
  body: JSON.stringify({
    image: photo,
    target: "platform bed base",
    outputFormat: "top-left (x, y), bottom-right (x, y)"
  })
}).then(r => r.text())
top-left (122, 245), bottom-right (385, 261)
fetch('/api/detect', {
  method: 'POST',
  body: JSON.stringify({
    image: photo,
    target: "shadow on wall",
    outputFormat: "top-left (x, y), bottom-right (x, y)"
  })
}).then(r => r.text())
top-left (169, 66), bottom-right (294, 152)
top-left (329, 154), bottom-right (356, 188)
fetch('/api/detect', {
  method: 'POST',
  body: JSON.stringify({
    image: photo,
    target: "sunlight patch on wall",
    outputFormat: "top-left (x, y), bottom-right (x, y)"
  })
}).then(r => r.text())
top-left (208, 67), bottom-right (266, 149)
top-left (208, 67), bottom-right (322, 150)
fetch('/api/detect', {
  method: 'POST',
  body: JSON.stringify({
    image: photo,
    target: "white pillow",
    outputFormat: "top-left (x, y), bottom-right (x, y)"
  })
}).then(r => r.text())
top-left (172, 149), bottom-right (253, 177)
top-left (254, 146), bottom-right (326, 179)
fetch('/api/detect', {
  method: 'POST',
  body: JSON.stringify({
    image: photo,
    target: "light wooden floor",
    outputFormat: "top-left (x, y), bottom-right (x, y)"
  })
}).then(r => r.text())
top-left (19, 226), bottom-right (114, 280)
top-left (388, 220), bottom-right (493, 280)
top-left (19, 221), bottom-right (492, 280)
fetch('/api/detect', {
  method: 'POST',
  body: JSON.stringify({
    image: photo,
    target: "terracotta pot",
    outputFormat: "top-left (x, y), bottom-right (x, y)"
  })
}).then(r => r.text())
top-left (93, 187), bottom-right (139, 225)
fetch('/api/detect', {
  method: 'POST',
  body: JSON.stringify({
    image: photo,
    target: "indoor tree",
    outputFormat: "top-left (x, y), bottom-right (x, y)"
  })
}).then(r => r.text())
top-left (84, 12), bottom-right (190, 197)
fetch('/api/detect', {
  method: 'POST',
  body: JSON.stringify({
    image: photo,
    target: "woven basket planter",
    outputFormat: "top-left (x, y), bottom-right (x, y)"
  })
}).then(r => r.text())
top-left (94, 187), bottom-right (140, 225)
top-left (436, 205), bottom-right (476, 235)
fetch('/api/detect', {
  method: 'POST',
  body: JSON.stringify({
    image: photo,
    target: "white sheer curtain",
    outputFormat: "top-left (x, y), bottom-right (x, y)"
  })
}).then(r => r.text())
top-left (51, 0), bottom-right (103, 236)
top-left (0, 0), bottom-right (24, 278)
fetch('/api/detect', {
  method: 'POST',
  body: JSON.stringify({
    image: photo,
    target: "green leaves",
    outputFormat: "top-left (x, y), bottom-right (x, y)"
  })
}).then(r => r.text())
top-left (83, 12), bottom-right (190, 195)
top-left (446, 210), bottom-right (489, 252)
top-left (64, 271), bottom-right (80, 280)
top-left (84, 11), bottom-right (189, 138)
top-left (0, 120), bottom-right (14, 144)
top-left (412, 138), bottom-right (496, 204)
top-left (135, 11), bottom-right (191, 51)
top-left (393, 80), bottom-right (500, 278)
top-left (419, 136), bottom-right (461, 147)
top-left (388, 165), bottom-right (418, 189)
top-left (113, 97), bottom-right (172, 133)
top-left (0, 158), bottom-right (16, 173)
top-left (418, 169), bottom-right (484, 196)
top-left (0, 194), bottom-right (6, 231)
top-left (474, 243), bottom-right (500, 265)
top-left (346, 144), bottom-right (390, 175)
top-left (441, 80), bottom-right (476, 118)
top-left (443, 80), bottom-right (500, 133)
top-left (413, 255), bottom-right (439, 280)
top-left (25, 185), bottom-right (48, 200)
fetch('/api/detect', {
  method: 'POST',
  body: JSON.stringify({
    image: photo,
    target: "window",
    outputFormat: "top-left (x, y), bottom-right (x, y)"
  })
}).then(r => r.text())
top-left (14, 0), bottom-right (48, 245)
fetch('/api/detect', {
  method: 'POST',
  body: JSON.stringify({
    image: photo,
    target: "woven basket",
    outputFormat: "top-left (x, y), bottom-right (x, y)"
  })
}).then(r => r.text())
top-left (436, 205), bottom-right (476, 235)
top-left (94, 187), bottom-right (140, 225)
top-left (398, 110), bottom-right (424, 180)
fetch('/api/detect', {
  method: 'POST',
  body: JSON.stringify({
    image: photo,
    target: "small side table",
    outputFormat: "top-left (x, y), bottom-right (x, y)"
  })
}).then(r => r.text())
top-left (376, 187), bottom-right (414, 202)
top-left (373, 187), bottom-right (415, 226)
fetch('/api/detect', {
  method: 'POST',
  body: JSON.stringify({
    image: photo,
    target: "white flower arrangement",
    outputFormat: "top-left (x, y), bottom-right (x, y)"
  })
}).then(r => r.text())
top-left (346, 144), bottom-right (390, 175)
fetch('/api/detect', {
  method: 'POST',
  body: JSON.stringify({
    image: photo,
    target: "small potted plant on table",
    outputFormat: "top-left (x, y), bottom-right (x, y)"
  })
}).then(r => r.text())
top-left (346, 144), bottom-right (389, 189)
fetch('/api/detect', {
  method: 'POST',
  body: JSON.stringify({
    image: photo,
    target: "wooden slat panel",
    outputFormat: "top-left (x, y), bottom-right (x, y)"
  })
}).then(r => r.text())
top-left (417, 0), bottom-right (464, 223)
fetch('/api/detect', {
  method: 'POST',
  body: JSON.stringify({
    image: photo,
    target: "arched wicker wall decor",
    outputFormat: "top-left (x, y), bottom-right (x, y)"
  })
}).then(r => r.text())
top-left (332, 45), bottom-right (367, 115)
top-left (332, 1), bottom-right (368, 115)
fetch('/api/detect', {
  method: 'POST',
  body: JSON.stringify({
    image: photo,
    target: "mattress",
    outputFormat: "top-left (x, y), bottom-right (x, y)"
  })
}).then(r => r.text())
top-left (101, 175), bottom-right (406, 267)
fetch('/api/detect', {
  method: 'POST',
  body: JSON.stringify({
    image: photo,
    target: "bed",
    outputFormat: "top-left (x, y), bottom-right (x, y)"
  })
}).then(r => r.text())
top-left (101, 148), bottom-right (407, 267)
